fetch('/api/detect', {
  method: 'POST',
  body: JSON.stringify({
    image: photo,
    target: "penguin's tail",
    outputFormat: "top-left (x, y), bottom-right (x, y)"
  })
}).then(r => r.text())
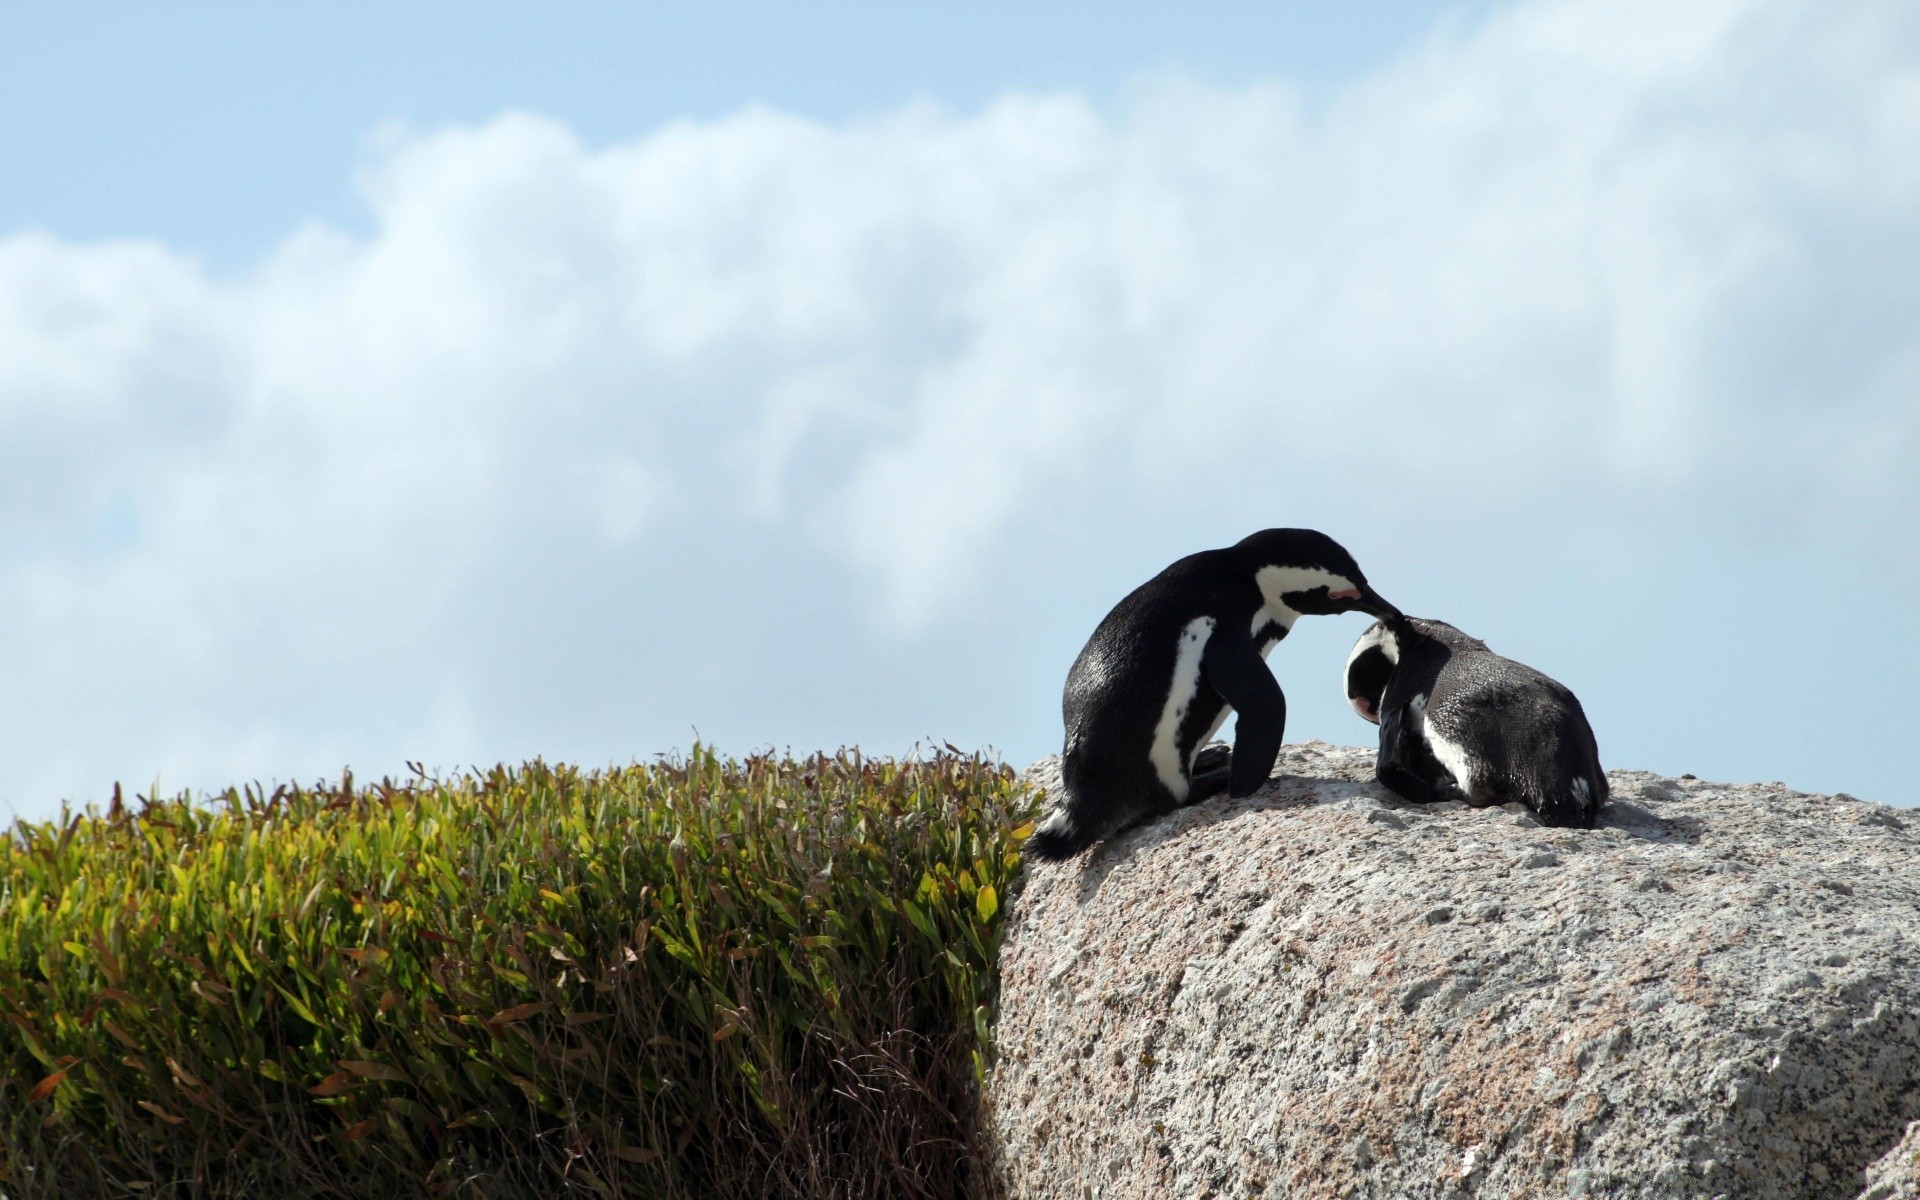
top-left (1531, 771), bottom-right (1608, 829)
top-left (1026, 738), bottom-right (1101, 861)
top-left (1025, 805), bottom-right (1092, 861)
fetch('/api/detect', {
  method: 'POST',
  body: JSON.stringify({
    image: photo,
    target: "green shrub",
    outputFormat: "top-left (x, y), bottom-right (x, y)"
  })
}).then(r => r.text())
top-left (0, 747), bottom-right (1038, 1200)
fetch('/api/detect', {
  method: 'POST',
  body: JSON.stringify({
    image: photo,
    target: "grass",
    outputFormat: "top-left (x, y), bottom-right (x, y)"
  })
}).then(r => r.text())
top-left (0, 746), bottom-right (1038, 1200)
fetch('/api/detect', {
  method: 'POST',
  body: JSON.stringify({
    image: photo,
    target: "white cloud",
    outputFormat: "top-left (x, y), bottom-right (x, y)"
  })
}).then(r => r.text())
top-left (2, 0), bottom-right (1916, 818)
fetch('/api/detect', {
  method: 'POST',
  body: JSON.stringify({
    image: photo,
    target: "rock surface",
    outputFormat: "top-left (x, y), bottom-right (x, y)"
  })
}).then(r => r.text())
top-left (1861, 1121), bottom-right (1920, 1200)
top-left (988, 742), bottom-right (1920, 1200)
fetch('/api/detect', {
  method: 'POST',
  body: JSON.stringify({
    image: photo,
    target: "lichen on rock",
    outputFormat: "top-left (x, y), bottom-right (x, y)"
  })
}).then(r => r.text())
top-left (988, 742), bottom-right (1920, 1200)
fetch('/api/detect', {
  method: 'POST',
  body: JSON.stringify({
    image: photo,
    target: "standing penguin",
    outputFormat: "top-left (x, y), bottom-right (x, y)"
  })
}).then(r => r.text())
top-left (1344, 617), bottom-right (1607, 828)
top-left (1028, 529), bottom-right (1400, 861)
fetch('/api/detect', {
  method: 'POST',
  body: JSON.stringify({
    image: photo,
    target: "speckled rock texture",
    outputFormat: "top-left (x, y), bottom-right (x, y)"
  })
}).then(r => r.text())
top-left (988, 742), bottom-right (1920, 1200)
top-left (1861, 1122), bottom-right (1920, 1200)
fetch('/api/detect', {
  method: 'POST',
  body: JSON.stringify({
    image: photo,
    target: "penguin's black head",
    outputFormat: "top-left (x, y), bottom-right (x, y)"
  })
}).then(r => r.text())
top-left (1344, 619), bottom-right (1401, 724)
top-left (1235, 528), bottom-right (1402, 621)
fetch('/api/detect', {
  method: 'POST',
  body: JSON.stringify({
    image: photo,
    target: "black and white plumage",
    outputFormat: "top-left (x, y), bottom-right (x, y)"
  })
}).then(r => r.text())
top-left (1344, 617), bottom-right (1606, 828)
top-left (1027, 529), bottom-right (1400, 861)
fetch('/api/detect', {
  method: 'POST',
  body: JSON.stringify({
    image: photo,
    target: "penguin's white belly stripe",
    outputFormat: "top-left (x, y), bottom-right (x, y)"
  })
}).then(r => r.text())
top-left (1151, 616), bottom-right (1214, 800)
top-left (1414, 694), bottom-right (1477, 799)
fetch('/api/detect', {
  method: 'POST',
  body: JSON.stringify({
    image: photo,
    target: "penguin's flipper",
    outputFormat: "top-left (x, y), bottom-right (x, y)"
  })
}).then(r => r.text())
top-left (1201, 633), bottom-right (1286, 798)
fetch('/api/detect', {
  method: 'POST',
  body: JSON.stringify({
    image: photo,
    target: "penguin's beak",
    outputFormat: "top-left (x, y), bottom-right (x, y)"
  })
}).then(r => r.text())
top-left (1350, 584), bottom-right (1402, 621)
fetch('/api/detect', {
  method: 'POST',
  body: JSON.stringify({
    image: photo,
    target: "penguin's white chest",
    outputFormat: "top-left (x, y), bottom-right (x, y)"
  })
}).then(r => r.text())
top-left (1414, 693), bottom-right (1480, 800)
top-left (1150, 616), bottom-right (1215, 800)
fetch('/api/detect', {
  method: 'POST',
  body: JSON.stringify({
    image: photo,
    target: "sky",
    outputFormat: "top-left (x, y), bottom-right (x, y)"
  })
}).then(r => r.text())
top-left (1, 0), bottom-right (1915, 824)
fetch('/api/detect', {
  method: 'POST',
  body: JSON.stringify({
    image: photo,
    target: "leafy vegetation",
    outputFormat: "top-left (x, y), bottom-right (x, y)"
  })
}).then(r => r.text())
top-left (0, 747), bottom-right (1038, 1199)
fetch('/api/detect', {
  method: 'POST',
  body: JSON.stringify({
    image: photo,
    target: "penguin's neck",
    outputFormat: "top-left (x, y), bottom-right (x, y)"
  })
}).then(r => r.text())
top-left (1250, 600), bottom-right (1298, 651)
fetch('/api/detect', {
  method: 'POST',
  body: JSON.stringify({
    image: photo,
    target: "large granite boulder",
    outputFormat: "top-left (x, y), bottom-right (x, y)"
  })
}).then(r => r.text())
top-left (988, 742), bottom-right (1920, 1199)
top-left (1860, 1121), bottom-right (1920, 1200)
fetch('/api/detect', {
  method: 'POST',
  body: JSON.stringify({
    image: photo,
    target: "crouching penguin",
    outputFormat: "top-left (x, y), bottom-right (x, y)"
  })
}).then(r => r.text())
top-left (1344, 617), bottom-right (1606, 828)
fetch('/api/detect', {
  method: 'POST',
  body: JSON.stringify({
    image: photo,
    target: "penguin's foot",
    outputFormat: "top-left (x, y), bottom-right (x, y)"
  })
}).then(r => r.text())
top-left (1190, 742), bottom-right (1232, 776)
top-left (1185, 768), bottom-right (1231, 806)
top-left (1377, 762), bottom-right (1438, 804)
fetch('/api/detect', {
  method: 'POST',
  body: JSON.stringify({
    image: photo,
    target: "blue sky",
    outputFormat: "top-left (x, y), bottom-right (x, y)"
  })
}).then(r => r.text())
top-left (1, 3), bottom-right (1473, 266)
top-left (1, 0), bottom-right (1916, 824)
